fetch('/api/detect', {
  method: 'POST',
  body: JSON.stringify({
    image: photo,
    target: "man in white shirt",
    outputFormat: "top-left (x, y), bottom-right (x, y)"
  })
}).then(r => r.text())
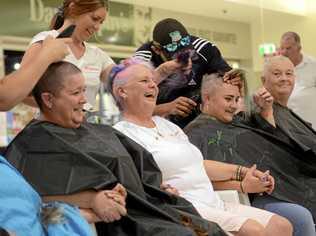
top-left (279, 31), bottom-right (316, 128)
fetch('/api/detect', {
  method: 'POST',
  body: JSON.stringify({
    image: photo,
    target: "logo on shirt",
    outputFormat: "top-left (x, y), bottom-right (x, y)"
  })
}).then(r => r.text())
top-left (188, 79), bottom-right (197, 85)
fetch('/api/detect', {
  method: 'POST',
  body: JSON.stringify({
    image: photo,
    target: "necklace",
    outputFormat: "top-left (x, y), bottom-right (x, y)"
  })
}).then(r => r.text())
top-left (153, 124), bottom-right (179, 140)
top-left (154, 125), bottom-right (164, 140)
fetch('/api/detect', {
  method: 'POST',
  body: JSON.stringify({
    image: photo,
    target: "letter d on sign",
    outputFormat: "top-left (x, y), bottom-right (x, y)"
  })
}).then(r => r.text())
top-left (30, 0), bottom-right (44, 22)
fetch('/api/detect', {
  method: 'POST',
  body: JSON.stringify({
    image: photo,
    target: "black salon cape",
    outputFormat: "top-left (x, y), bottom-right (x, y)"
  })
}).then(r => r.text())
top-left (5, 120), bottom-right (226, 236)
top-left (184, 114), bottom-right (316, 220)
top-left (254, 103), bottom-right (316, 165)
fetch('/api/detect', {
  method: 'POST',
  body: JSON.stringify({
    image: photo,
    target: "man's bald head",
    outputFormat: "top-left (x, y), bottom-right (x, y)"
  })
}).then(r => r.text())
top-left (281, 32), bottom-right (301, 46)
top-left (279, 31), bottom-right (302, 65)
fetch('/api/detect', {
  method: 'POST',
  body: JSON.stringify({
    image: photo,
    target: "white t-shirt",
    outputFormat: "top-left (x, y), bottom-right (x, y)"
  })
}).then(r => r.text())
top-left (288, 54), bottom-right (316, 128)
top-left (31, 30), bottom-right (114, 110)
top-left (114, 116), bottom-right (224, 212)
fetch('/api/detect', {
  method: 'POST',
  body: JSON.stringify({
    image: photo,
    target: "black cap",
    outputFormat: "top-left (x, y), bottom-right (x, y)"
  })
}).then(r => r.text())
top-left (153, 18), bottom-right (189, 46)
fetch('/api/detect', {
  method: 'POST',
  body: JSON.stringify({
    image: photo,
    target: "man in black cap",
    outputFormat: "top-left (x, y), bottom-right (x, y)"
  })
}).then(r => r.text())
top-left (134, 18), bottom-right (231, 128)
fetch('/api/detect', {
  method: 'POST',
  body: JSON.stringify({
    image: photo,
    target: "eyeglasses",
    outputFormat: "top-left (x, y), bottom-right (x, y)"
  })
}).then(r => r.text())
top-left (162, 35), bottom-right (191, 53)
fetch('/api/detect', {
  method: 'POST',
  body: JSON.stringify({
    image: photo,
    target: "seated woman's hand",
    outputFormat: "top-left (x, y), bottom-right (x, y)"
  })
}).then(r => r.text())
top-left (253, 169), bottom-right (275, 194)
top-left (241, 165), bottom-right (273, 194)
top-left (104, 183), bottom-right (127, 207)
top-left (265, 174), bottom-right (275, 194)
top-left (113, 183), bottom-right (127, 199)
top-left (91, 190), bottom-right (127, 223)
top-left (160, 183), bottom-right (180, 196)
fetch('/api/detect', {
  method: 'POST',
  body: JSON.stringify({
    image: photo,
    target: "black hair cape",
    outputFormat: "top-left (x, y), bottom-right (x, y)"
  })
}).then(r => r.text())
top-left (5, 120), bottom-right (226, 236)
top-left (185, 113), bottom-right (316, 221)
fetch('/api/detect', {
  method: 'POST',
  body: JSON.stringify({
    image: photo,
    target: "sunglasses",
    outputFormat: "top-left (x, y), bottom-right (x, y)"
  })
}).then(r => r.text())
top-left (162, 35), bottom-right (191, 53)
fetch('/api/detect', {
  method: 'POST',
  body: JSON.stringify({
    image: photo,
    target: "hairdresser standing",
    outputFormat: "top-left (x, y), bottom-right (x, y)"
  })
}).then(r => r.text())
top-left (22, 0), bottom-right (115, 112)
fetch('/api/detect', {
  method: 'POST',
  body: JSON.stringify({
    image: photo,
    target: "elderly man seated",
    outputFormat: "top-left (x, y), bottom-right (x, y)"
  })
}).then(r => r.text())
top-left (5, 61), bottom-right (226, 236)
top-left (184, 66), bottom-right (316, 236)
top-left (257, 56), bottom-right (316, 169)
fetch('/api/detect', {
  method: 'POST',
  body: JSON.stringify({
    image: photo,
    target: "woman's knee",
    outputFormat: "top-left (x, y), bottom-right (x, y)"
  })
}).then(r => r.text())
top-left (267, 215), bottom-right (293, 236)
top-left (291, 205), bottom-right (315, 235)
top-left (266, 202), bottom-right (314, 235)
top-left (236, 219), bottom-right (265, 236)
top-left (292, 204), bottom-right (314, 224)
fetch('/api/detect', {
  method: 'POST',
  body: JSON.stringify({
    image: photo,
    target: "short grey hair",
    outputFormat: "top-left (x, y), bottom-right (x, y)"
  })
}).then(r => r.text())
top-left (201, 73), bottom-right (224, 104)
top-left (281, 31), bottom-right (301, 46)
top-left (262, 55), bottom-right (293, 78)
top-left (107, 58), bottom-right (154, 111)
top-left (201, 69), bottom-right (251, 115)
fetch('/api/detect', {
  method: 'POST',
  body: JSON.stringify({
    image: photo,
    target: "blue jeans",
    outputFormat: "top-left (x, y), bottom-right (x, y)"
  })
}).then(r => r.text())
top-left (252, 195), bottom-right (315, 236)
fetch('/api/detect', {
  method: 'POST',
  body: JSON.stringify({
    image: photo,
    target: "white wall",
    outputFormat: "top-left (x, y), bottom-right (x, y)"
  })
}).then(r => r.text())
top-left (248, 3), bottom-right (316, 89)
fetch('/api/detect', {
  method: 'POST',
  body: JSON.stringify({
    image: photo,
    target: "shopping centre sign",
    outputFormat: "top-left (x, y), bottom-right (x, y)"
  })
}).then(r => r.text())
top-left (0, 0), bottom-right (245, 56)
top-left (0, 0), bottom-right (138, 46)
top-left (29, 0), bottom-right (57, 25)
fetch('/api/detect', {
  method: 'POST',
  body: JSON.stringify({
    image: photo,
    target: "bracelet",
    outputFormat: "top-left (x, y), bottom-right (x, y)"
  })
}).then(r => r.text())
top-left (233, 165), bottom-right (238, 180)
top-left (235, 165), bottom-right (239, 180)
top-left (240, 181), bottom-right (245, 193)
top-left (239, 166), bottom-right (244, 180)
top-left (235, 165), bottom-right (242, 181)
